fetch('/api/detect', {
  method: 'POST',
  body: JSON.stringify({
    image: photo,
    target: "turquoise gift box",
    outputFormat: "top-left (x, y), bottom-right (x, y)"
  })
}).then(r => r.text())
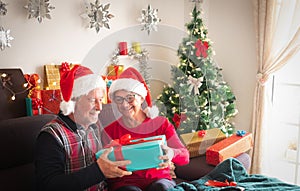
top-left (96, 135), bottom-right (166, 171)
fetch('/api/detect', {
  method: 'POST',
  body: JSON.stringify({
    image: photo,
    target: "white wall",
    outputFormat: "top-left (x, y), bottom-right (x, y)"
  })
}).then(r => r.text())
top-left (207, 0), bottom-right (257, 132)
top-left (0, 0), bottom-right (256, 132)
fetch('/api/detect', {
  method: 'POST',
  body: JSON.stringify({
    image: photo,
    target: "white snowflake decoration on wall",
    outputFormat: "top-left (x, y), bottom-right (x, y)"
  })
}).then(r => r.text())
top-left (138, 4), bottom-right (161, 35)
top-left (86, 0), bottom-right (114, 33)
top-left (24, 0), bottom-right (55, 23)
top-left (0, 26), bottom-right (13, 51)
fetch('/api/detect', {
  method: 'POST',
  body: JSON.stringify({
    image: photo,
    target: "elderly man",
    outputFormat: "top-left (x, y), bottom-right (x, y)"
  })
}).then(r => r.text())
top-left (35, 63), bottom-right (132, 191)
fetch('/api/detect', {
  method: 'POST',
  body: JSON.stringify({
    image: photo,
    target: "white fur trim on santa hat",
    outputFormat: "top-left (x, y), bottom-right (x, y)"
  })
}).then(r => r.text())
top-left (60, 74), bottom-right (106, 116)
top-left (60, 100), bottom-right (76, 115)
top-left (72, 74), bottom-right (106, 98)
top-left (143, 105), bottom-right (159, 119)
top-left (108, 78), bottom-right (147, 100)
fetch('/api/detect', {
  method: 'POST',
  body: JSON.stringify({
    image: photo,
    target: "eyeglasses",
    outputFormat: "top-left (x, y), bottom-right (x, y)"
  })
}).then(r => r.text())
top-left (114, 94), bottom-right (136, 104)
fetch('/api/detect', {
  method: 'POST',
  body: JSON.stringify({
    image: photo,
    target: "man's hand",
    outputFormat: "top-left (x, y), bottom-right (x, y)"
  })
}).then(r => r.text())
top-left (96, 147), bottom-right (132, 178)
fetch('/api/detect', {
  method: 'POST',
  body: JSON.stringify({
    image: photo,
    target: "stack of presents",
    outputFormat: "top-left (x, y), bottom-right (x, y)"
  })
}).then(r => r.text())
top-left (25, 62), bottom-right (125, 116)
top-left (180, 128), bottom-right (253, 166)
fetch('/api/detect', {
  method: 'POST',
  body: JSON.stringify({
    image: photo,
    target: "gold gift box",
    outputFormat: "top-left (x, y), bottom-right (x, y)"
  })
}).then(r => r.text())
top-left (180, 128), bottom-right (227, 158)
top-left (107, 65), bottom-right (124, 76)
top-left (44, 64), bottom-right (79, 90)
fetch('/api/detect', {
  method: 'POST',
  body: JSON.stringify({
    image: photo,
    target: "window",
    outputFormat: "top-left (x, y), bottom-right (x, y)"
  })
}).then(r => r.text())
top-left (262, 52), bottom-right (300, 185)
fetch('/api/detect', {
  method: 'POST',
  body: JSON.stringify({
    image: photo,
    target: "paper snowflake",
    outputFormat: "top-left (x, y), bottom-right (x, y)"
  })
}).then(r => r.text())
top-left (24, 0), bottom-right (55, 23)
top-left (138, 4), bottom-right (161, 35)
top-left (0, 1), bottom-right (7, 16)
top-left (86, 0), bottom-right (114, 33)
top-left (0, 26), bottom-right (13, 51)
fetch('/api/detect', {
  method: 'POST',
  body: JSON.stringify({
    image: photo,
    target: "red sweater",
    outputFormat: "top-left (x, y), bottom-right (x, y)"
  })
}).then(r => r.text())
top-left (102, 116), bottom-right (189, 190)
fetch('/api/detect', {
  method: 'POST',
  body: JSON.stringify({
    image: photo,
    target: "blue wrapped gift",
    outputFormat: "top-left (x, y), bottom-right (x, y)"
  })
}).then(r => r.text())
top-left (96, 135), bottom-right (166, 171)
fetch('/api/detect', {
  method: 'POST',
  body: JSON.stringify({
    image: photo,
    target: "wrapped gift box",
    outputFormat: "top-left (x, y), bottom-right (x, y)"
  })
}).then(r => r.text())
top-left (96, 135), bottom-right (166, 171)
top-left (107, 65), bottom-right (124, 76)
top-left (206, 132), bottom-right (253, 166)
top-left (28, 89), bottom-right (42, 115)
top-left (40, 89), bottom-right (62, 114)
top-left (180, 128), bottom-right (227, 158)
top-left (44, 64), bottom-right (79, 90)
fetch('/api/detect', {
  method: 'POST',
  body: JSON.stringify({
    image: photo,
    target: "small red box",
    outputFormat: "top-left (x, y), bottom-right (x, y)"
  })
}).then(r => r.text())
top-left (206, 132), bottom-right (253, 166)
top-left (118, 42), bottom-right (128, 55)
top-left (41, 89), bottom-right (61, 114)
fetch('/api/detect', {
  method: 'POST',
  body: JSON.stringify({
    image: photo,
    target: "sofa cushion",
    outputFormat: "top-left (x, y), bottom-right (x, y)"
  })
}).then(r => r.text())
top-left (0, 114), bottom-right (56, 190)
top-left (175, 156), bottom-right (215, 181)
top-left (0, 114), bottom-right (57, 169)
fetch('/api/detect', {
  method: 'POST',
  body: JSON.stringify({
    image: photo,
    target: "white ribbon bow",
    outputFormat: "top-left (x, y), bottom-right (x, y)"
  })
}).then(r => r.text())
top-left (187, 75), bottom-right (203, 95)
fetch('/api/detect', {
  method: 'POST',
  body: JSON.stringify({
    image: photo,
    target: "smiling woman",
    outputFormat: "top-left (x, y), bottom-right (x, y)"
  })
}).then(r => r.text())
top-left (102, 67), bottom-right (190, 191)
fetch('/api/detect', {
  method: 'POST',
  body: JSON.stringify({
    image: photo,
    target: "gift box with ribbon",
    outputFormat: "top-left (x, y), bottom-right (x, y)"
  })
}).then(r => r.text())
top-left (28, 89), bottom-right (43, 115)
top-left (180, 128), bottom-right (227, 158)
top-left (206, 132), bottom-right (253, 166)
top-left (44, 63), bottom-right (79, 90)
top-left (96, 134), bottom-right (166, 171)
top-left (40, 89), bottom-right (62, 114)
top-left (107, 65), bottom-right (124, 76)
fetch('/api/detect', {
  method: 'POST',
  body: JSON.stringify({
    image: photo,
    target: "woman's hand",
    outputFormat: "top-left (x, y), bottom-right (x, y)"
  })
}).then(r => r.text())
top-left (157, 144), bottom-right (174, 169)
top-left (96, 147), bottom-right (132, 178)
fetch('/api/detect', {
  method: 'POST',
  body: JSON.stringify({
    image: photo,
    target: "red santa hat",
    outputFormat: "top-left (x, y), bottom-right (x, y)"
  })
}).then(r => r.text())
top-left (59, 62), bottom-right (106, 115)
top-left (108, 67), bottom-right (159, 118)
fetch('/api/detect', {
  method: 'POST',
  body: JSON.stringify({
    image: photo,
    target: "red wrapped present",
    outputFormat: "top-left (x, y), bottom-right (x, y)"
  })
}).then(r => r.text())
top-left (31, 97), bottom-right (43, 115)
top-left (180, 128), bottom-right (227, 158)
top-left (28, 89), bottom-right (42, 115)
top-left (41, 89), bottom-right (62, 114)
top-left (206, 132), bottom-right (253, 166)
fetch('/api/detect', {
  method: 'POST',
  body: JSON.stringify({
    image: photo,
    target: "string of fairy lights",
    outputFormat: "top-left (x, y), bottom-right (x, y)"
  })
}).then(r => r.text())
top-left (1, 72), bottom-right (32, 101)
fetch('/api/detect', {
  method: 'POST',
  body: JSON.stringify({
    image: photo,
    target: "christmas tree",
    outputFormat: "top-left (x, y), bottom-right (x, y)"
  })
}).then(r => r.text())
top-left (157, 5), bottom-right (238, 136)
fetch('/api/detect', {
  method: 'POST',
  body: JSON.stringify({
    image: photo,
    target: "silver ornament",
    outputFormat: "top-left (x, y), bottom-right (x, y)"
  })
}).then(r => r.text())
top-left (0, 26), bottom-right (13, 51)
top-left (86, 0), bottom-right (114, 33)
top-left (138, 4), bottom-right (161, 35)
top-left (24, 0), bottom-right (55, 23)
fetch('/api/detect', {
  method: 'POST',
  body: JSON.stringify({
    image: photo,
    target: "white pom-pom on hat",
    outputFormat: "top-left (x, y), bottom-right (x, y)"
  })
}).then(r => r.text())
top-left (108, 67), bottom-right (158, 118)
